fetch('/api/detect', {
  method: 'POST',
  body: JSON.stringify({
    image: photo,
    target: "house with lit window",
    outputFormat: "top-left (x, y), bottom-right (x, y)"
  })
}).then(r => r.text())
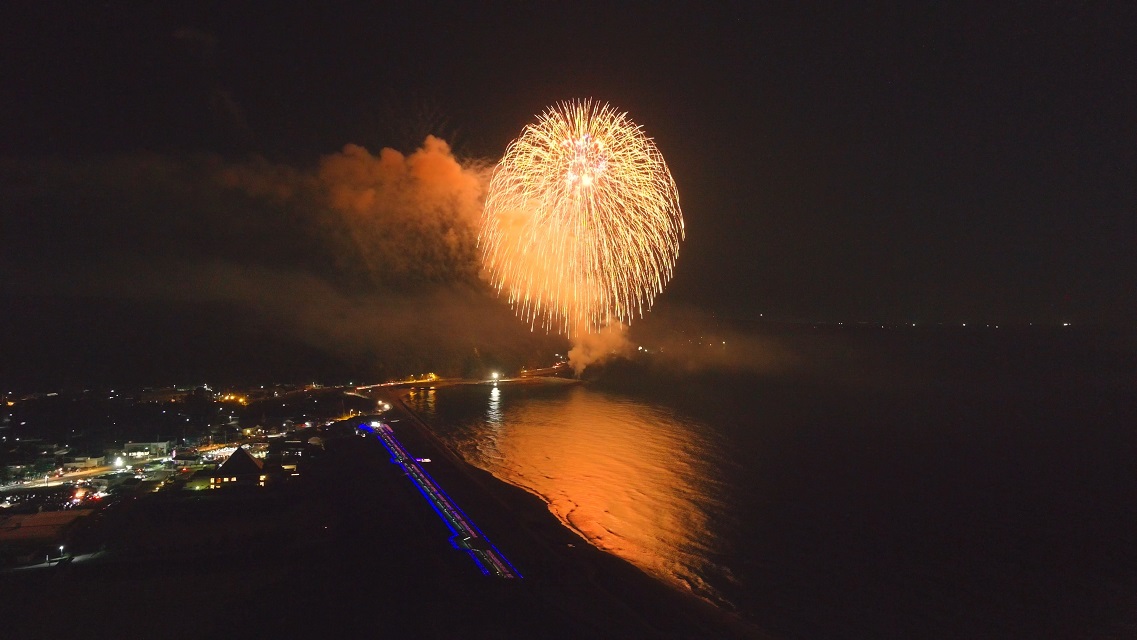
top-left (264, 436), bottom-right (311, 480)
top-left (204, 446), bottom-right (266, 489)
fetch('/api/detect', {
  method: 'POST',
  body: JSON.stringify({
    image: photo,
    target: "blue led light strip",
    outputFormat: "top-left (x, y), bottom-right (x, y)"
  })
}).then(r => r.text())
top-left (360, 422), bottom-right (522, 579)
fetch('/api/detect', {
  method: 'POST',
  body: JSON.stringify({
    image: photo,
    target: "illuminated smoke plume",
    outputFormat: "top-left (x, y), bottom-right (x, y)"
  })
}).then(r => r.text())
top-left (221, 135), bottom-right (487, 286)
top-left (2, 136), bottom-right (562, 381)
top-left (566, 323), bottom-right (633, 374)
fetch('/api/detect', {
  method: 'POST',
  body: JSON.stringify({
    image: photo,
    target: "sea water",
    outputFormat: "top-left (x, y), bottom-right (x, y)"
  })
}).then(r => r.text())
top-left (407, 327), bottom-right (1137, 637)
top-left (408, 382), bottom-right (740, 607)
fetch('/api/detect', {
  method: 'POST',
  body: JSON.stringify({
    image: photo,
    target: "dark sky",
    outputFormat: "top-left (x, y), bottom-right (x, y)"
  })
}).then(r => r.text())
top-left (2, 2), bottom-right (1135, 388)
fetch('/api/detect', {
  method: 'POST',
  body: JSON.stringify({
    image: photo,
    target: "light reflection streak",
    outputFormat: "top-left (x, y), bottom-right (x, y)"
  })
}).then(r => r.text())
top-left (452, 386), bottom-right (734, 605)
top-left (487, 386), bottom-right (502, 427)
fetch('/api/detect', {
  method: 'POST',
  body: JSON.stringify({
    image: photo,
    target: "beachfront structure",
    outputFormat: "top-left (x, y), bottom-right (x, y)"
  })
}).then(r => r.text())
top-left (359, 421), bottom-right (521, 579)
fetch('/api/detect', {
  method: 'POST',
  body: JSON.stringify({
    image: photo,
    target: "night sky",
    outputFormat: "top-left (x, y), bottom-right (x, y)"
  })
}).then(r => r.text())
top-left (2, 2), bottom-right (1135, 388)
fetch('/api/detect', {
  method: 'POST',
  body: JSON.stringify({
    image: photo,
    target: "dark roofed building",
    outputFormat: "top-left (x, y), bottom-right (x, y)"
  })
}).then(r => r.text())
top-left (208, 446), bottom-right (265, 489)
top-left (171, 450), bottom-right (202, 467)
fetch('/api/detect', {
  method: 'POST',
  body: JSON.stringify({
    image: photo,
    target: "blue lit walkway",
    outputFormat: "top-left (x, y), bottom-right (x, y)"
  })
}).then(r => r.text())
top-left (360, 421), bottom-right (521, 579)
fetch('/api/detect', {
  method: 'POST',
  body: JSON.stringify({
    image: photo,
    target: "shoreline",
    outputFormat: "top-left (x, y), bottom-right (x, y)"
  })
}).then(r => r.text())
top-left (379, 382), bottom-right (770, 639)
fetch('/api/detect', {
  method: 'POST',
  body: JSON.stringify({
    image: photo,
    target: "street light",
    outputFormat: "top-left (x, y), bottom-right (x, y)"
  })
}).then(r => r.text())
top-left (491, 372), bottom-right (499, 380)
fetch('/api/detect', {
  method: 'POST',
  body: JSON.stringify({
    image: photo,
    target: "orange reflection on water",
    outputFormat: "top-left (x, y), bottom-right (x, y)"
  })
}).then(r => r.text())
top-left (462, 386), bottom-right (731, 600)
top-left (407, 387), bottom-right (436, 414)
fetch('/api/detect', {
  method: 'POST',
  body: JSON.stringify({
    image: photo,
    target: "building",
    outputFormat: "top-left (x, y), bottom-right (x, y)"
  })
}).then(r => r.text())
top-left (123, 441), bottom-right (174, 459)
top-left (170, 450), bottom-right (202, 469)
top-left (265, 436), bottom-right (313, 479)
top-left (206, 446), bottom-right (266, 489)
top-left (62, 456), bottom-right (105, 471)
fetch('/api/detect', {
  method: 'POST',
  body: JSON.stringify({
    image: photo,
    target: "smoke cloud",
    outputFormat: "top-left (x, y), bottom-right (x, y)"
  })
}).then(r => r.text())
top-left (623, 306), bottom-right (926, 391)
top-left (0, 137), bottom-right (570, 384)
top-left (8, 136), bottom-right (772, 383)
top-left (220, 135), bottom-right (487, 285)
top-left (65, 259), bottom-right (559, 377)
top-left (567, 323), bottom-right (633, 375)
top-left (2, 137), bottom-right (927, 388)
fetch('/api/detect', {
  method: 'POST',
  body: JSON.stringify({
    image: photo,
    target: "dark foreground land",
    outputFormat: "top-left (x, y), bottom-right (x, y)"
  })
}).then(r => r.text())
top-left (1, 399), bottom-right (760, 639)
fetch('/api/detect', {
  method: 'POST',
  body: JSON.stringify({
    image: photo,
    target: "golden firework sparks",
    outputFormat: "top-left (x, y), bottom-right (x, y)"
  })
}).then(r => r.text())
top-left (479, 100), bottom-right (684, 337)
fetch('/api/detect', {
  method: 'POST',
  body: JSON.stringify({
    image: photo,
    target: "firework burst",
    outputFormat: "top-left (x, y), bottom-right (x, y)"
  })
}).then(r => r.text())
top-left (479, 100), bottom-right (684, 337)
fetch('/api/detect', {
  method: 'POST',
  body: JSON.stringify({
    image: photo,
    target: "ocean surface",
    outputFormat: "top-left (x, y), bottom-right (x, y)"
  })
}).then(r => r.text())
top-left (407, 327), bottom-right (1137, 638)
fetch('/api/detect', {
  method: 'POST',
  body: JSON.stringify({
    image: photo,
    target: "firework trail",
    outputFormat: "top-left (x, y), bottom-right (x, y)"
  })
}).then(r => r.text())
top-left (479, 100), bottom-right (684, 338)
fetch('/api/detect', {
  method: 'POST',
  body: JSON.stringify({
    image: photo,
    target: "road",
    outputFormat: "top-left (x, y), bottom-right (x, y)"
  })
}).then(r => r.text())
top-left (359, 421), bottom-right (521, 579)
top-left (0, 452), bottom-right (184, 493)
top-left (1, 465), bottom-right (116, 492)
